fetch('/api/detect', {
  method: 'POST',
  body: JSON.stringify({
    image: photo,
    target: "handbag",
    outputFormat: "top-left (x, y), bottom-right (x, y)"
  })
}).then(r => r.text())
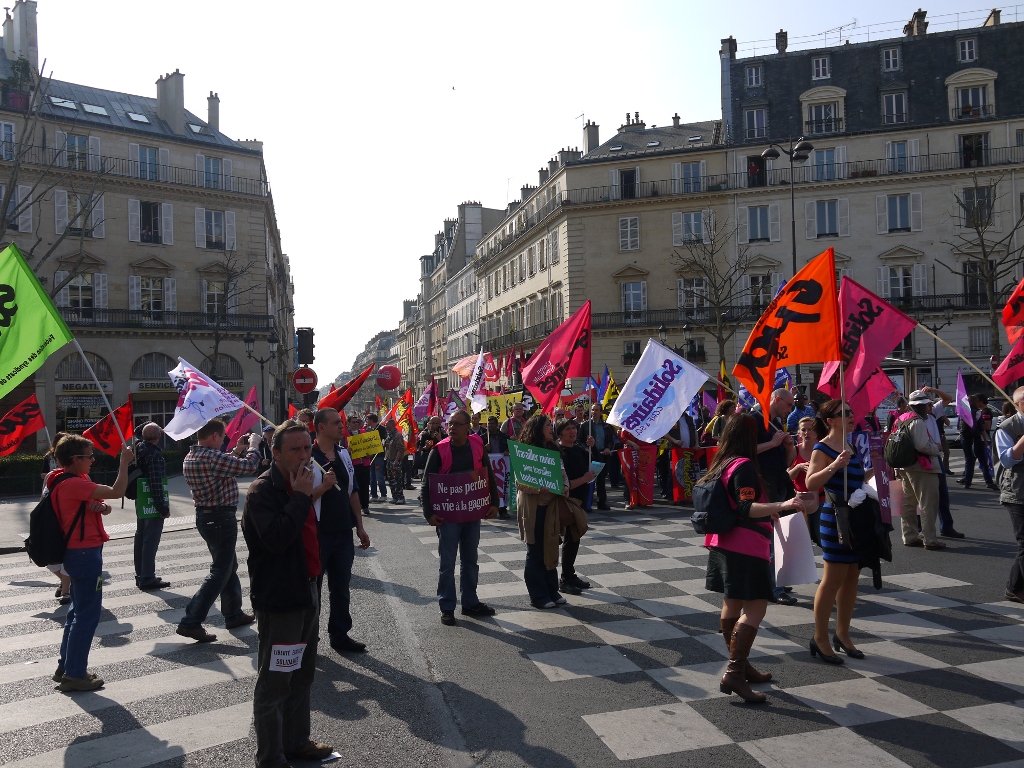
top-left (823, 489), bottom-right (854, 548)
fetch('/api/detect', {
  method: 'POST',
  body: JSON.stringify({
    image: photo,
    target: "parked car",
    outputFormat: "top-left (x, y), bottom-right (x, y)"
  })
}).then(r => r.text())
top-left (943, 404), bottom-right (960, 447)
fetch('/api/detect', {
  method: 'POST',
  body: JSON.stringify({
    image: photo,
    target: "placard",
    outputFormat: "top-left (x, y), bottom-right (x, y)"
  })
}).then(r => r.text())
top-left (428, 470), bottom-right (493, 523)
top-left (508, 441), bottom-right (564, 494)
top-left (269, 643), bottom-right (306, 672)
top-left (773, 512), bottom-right (820, 586)
top-left (348, 430), bottom-right (384, 460)
top-left (489, 453), bottom-right (509, 508)
top-left (868, 433), bottom-right (893, 525)
top-left (135, 477), bottom-right (168, 520)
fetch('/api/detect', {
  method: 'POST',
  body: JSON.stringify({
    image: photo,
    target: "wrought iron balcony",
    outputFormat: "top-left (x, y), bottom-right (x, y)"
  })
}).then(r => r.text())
top-left (952, 104), bottom-right (995, 120)
top-left (59, 308), bottom-right (276, 331)
top-left (805, 117), bottom-right (843, 135)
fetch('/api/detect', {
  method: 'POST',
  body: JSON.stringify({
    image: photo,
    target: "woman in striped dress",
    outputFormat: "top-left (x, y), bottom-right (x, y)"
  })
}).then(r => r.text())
top-left (805, 400), bottom-right (873, 664)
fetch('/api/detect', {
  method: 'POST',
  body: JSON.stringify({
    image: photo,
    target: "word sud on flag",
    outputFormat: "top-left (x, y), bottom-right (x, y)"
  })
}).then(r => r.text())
top-left (164, 358), bottom-right (247, 440)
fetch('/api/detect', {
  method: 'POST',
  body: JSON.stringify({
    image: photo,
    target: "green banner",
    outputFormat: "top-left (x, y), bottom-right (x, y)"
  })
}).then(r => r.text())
top-left (508, 440), bottom-right (563, 494)
top-left (0, 243), bottom-right (74, 394)
top-left (135, 477), bottom-right (168, 519)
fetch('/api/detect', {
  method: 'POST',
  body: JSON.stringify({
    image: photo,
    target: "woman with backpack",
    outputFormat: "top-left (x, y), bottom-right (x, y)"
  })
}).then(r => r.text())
top-left (698, 413), bottom-right (807, 704)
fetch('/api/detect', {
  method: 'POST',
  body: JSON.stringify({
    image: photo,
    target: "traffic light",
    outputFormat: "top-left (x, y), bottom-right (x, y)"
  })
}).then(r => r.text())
top-left (296, 327), bottom-right (315, 364)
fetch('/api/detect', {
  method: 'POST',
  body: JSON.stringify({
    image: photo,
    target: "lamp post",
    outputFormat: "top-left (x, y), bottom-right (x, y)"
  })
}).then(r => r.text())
top-left (911, 301), bottom-right (955, 387)
top-left (244, 330), bottom-right (279, 417)
top-left (657, 323), bottom-right (693, 359)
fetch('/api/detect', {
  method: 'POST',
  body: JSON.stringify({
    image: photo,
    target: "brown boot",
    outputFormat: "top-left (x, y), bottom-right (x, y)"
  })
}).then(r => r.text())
top-left (720, 617), bottom-right (772, 684)
top-left (719, 623), bottom-right (767, 704)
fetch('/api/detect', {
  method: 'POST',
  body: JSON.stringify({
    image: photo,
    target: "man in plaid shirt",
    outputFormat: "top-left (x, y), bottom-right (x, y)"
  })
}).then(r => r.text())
top-left (177, 417), bottom-right (262, 643)
top-left (134, 422), bottom-right (171, 591)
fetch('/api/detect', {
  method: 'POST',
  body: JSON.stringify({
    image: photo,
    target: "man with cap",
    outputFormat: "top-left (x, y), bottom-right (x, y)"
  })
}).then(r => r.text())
top-left (897, 390), bottom-right (945, 549)
top-left (917, 386), bottom-right (965, 539)
top-left (786, 392), bottom-right (815, 433)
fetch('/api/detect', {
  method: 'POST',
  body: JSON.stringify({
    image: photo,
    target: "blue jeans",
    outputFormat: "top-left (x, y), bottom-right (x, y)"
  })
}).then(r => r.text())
top-left (436, 520), bottom-right (481, 612)
top-left (60, 545), bottom-right (104, 678)
top-left (937, 458), bottom-right (956, 535)
top-left (524, 506), bottom-right (561, 606)
top-left (134, 515), bottom-right (165, 585)
top-left (370, 457), bottom-right (387, 498)
top-left (181, 509), bottom-right (244, 627)
top-left (318, 529), bottom-right (354, 643)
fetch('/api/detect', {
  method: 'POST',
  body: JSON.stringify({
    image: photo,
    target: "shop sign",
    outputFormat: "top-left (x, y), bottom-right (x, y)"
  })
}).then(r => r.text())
top-left (59, 381), bottom-right (112, 394)
top-left (132, 380), bottom-right (179, 392)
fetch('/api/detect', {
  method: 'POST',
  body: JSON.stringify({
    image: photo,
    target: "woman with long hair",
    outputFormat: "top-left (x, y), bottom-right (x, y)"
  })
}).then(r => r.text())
top-left (788, 416), bottom-right (823, 546)
top-left (699, 414), bottom-right (806, 703)
top-left (804, 399), bottom-right (872, 664)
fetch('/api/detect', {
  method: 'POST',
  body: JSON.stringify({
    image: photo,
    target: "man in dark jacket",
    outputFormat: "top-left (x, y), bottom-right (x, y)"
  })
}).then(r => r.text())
top-left (134, 422), bottom-right (171, 590)
top-left (242, 421), bottom-right (333, 768)
top-left (579, 403), bottom-right (615, 510)
top-left (995, 386), bottom-right (1024, 603)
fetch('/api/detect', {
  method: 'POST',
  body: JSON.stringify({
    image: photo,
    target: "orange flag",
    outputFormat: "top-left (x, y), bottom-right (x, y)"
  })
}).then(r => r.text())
top-left (733, 248), bottom-right (841, 419)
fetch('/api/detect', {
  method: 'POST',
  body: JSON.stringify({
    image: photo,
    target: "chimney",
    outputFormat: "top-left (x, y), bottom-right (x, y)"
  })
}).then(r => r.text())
top-left (558, 147), bottom-right (582, 165)
top-left (776, 29), bottom-right (788, 53)
top-left (538, 167), bottom-right (549, 185)
top-left (583, 120), bottom-right (600, 154)
top-left (548, 158), bottom-right (559, 176)
top-left (672, 113), bottom-right (681, 128)
top-left (207, 91), bottom-right (220, 132)
top-left (720, 36), bottom-right (737, 60)
top-left (984, 8), bottom-right (1001, 25)
top-left (521, 184), bottom-right (537, 202)
top-left (619, 113), bottom-right (646, 132)
top-left (10, 0), bottom-right (37, 72)
top-left (903, 9), bottom-right (928, 37)
top-left (2, 13), bottom-right (13, 63)
top-left (156, 69), bottom-right (186, 135)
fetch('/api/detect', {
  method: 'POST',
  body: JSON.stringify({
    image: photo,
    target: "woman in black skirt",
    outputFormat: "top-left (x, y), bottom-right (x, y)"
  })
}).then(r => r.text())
top-left (698, 413), bottom-right (807, 703)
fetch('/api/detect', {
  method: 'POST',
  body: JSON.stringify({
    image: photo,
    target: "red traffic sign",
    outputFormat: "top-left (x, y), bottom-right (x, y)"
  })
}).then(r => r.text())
top-left (292, 367), bottom-right (318, 394)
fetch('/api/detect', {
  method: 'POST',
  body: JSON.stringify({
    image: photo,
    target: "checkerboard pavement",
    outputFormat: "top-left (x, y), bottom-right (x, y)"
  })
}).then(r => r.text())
top-left (411, 507), bottom-right (1024, 767)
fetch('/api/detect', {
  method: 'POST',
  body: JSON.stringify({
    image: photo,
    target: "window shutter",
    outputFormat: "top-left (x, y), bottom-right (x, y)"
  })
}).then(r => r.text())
top-left (837, 198), bottom-right (850, 237)
top-left (93, 273), bottom-right (107, 309)
top-left (913, 263), bottom-right (927, 296)
top-left (677, 278), bottom-right (684, 307)
top-left (671, 211), bottom-right (684, 245)
top-left (619, 217), bottom-right (629, 250)
top-left (609, 169), bottom-right (620, 200)
top-left (161, 203), bottom-right (173, 245)
top-left (699, 160), bottom-right (707, 191)
top-left (225, 210), bottom-right (236, 250)
top-left (127, 199), bottom-right (141, 242)
top-left (737, 206), bottom-right (749, 244)
top-left (671, 162), bottom-right (681, 194)
top-left (635, 165), bottom-right (641, 191)
top-left (54, 189), bottom-right (67, 234)
top-left (128, 143), bottom-right (139, 176)
top-left (54, 270), bottom-right (69, 307)
top-left (735, 155), bottom-right (748, 188)
top-left (641, 280), bottom-right (648, 311)
top-left (739, 274), bottom-right (752, 306)
top-left (765, 156), bottom-right (774, 184)
top-left (227, 283), bottom-right (238, 314)
top-left (195, 206), bottom-right (206, 248)
top-left (885, 141), bottom-right (892, 171)
top-left (129, 275), bottom-right (142, 310)
top-left (87, 136), bottom-right (101, 172)
top-left (54, 130), bottom-right (66, 167)
top-left (770, 272), bottom-right (783, 297)
top-left (16, 185), bottom-right (30, 232)
top-left (158, 147), bottom-right (169, 182)
top-left (222, 158), bottom-right (232, 192)
top-left (620, 282), bottom-right (626, 312)
top-left (908, 138), bottom-right (920, 172)
top-left (804, 200), bottom-right (817, 239)
top-left (910, 192), bottom-right (923, 231)
top-left (164, 277), bottom-right (177, 313)
top-left (876, 195), bottom-right (888, 234)
top-left (201, 279), bottom-right (208, 313)
top-left (769, 203), bottom-right (781, 241)
top-left (704, 209), bottom-right (715, 243)
top-left (90, 194), bottom-right (104, 238)
top-left (877, 266), bottom-right (890, 298)
top-left (835, 146), bottom-right (846, 178)
top-left (195, 153), bottom-right (205, 187)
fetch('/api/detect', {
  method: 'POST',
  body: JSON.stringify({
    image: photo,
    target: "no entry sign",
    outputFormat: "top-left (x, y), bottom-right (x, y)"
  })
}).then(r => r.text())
top-left (292, 367), bottom-right (318, 394)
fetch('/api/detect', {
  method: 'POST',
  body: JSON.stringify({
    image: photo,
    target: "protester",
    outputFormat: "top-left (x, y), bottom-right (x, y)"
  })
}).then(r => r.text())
top-left (178, 418), bottom-right (261, 642)
top-left (383, 419), bottom-right (406, 504)
top-left (979, 395), bottom-right (997, 476)
top-left (556, 418), bottom-right (596, 595)
top-left (134, 422), bottom-right (171, 591)
top-left (417, 417), bottom-right (445, 469)
top-left (702, 400), bottom-right (737, 445)
top-left (553, 407), bottom-right (567, 421)
top-left (346, 415), bottom-right (373, 514)
top-left (786, 392), bottom-right (815, 432)
top-left (258, 424), bottom-right (274, 470)
top-left (579, 403), bottom-right (615, 511)
top-left (421, 410), bottom-right (499, 625)
top-left (994, 386), bottom-right (1024, 603)
top-left (41, 431), bottom-right (71, 604)
top-left (896, 390), bottom-right (944, 549)
top-left (484, 415), bottom-right (510, 518)
top-left (296, 408), bottom-right (315, 432)
top-left (917, 386), bottom-right (964, 539)
top-left (573, 405), bottom-right (586, 423)
top-left (501, 400), bottom-right (527, 439)
top-left (365, 413), bottom-right (388, 501)
top-left (470, 411), bottom-right (484, 438)
top-left (804, 400), bottom-right (872, 664)
top-left (787, 416), bottom-right (823, 545)
top-left (48, 434), bottom-right (134, 691)
top-left (619, 429), bottom-right (655, 509)
top-left (886, 396), bottom-right (909, 433)
top-left (698, 414), bottom-right (806, 704)
top-left (958, 394), bottom-right (1000, 491)
top-left (242, 420), bottom-right (335, 768)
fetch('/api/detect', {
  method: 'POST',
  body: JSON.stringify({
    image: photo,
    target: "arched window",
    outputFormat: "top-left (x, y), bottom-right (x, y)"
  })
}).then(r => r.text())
top-left (130, 353), bottom-right (178, 379)
top-left (200, 353), bottom-right (242, 380)
top-left (54, 351), bottom-right (112, 380)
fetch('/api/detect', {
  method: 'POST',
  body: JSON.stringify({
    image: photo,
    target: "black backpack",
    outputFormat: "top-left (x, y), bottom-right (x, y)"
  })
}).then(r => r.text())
top-left (123, 443), bottom-right (143, 501)
top-left (691, 475), bottom-right (739, 534)
top-left (25, 473), bottom-right (88, 567)
top-left (884, 416), bottom-right (920, 469)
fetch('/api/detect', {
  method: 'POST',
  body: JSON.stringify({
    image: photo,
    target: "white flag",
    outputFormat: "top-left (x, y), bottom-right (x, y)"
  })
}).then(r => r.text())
top-left (164, 357), bottom-right (248, 440)
top-left (467, 347), bottom-right (488, 414)
top-left (607, 339), bottom-right (709, 442)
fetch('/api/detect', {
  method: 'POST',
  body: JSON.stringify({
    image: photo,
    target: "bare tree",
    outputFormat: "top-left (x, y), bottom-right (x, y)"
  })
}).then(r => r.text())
top-left (185, 249), bottom-right (259, 378)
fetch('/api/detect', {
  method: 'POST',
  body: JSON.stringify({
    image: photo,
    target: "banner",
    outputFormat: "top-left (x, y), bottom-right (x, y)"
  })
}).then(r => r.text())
top-left (1002, 275), bottom-right (1024, 345)
top-left (288, 403), bottom-right (298, 419)
top-left (318, 362), bottom-right (374, 412)
top-left (489, 453), bottom-right (510, 508)
top-left (485, 392), bottom-right (522, 423)
top-left (224, 386), bottom-right (260, 449)
top-left (521, 300), bottom-right (592, 414)
top-left (0, 392), bottom-right (45, 456)
top-left (0, 243), bottom-right (75, 395)
top-left (83, 397), bottom-right (133, 455)
top-left (607, 339), bottom-right (709, 443)
top-left (428, 470), bottom-right (492, 523)
top-left (467, 349), bottom-right (489, 413)
top-left (993, 336), bottom-right (1024, 388)
top-left (348, 429), bottom-right (384, 460)
top-left (619, 444), bottom-right (657, 507)
top-left (559, 390), bottom-right (593, 412)
top-left (868, 433), bottom-right (893, 525)
top-left (671, 447), bottom-right (699, 503)
top-left (135, 476), bottom-right (168, 520)
top-left (508, 440), bottom-right (564, 493)
top-left (734, 248), bottom-right (841, 420)
top-left (164, 359), bottom-right (246, 440)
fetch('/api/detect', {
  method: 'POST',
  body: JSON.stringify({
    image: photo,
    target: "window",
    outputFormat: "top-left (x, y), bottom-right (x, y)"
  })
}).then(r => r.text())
top-left (205, 210), bottom-right (225, 249)
top-left (67, 194), bottom-right (94, 237)
top-left (678, 277), bottom-right (709, 309)
top-left (894, 331), bottom-right (914, 357)
top-left (0, 122), bottom-right (13, 161)
top-left (807, 103), bottom-right (839, 134)
top-left (750, 275), bottom-right (774, 305)
top-left (883, 92), bottom-right (907, 124)
top-left (621, 281), bottom-right (646, 322)
top-left (204, 156), bottom-right (222, 189)
top-left (813, 148), bottom-right (836, 181)
top-left (140, 201), bottom-right (161, 244)
top-left (969, 326), bottom-right (991, 354)
top-left (66, 134), bottom-right (88, 171)
top-left (883, 47), bottom-right (900, 71)
top-left (956, 86), bottom-right (989, 119)
top-left (617, 168), bottom-right (637, 199)
top-left (138, 146), bottom-right (158, 181)
top-left (963, 262), bottom-right (992, 303)
top-left (685, 338), bottom-right (706, 363)
top-left (958, 38), bottom-right (977, 63)
top-left (748, 206), bottom-right (770, 242)
top-left (888, 140), bottom-right (908, 173)
top-left (888, 194), bottom-right (910, 231)
top-left (681, 162), bottom-right (701, 193)
top-left (961, 132), bottom-right (989, 168)
top-left (745, 65), bottom-right (762, 87)
top-left (888, 266), bottom-right (914, 298)
top-left (817, 200), bottom-right (839, 237)
top-left (619, 216), bottom-right (639, 251)
top-left (623, 340), bottom-right (642, 365)
top-left (67, 274), bottom-right (93, 319)
top-left (673, 211), bottom-right (703, 245)
top-left (140, 276), bottom-right (163, 320)
top-left (962, 186), bottom-right (994, 228)
top-left (812, 55), bottom-right (830, 79)
top-left (744, 108), bottom-right (766, 139)
top-left (205, 279), bottom-right (227, 320)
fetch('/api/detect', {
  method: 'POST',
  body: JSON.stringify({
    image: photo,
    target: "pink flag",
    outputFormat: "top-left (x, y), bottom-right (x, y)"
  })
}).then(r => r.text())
top-left (955, 369), bottom-right (974, 428)
top-left (413, 378), bottom-right (435, 420)
top-left (224, 386), bottom-right (260, 448)
top-left (838, 277), bottom-right (917, 398)
top-left (703, 391), bottom-right (717, 412)
top-left (521, 301), bottom-right (593, 414)
top-left (819, 362), bottom-right (896, 419)
top-left (484, 352), bottom-right (499, 382)
top-left (993, 336), bottom-right (1024, 388)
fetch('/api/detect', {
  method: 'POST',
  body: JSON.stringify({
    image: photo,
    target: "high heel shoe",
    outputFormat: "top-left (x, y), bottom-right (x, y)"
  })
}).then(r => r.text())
top-left (832, 635), bottom-right (865, 659)
top-left (809, 638), bottom-right (844, 665)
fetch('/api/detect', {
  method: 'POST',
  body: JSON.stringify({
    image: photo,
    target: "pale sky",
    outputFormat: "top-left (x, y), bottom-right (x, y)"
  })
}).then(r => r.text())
top-left (39, 0), bottom-right (1004, 383)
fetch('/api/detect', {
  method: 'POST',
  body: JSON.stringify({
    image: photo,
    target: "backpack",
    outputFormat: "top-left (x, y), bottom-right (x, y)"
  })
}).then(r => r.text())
top-left (884, 416), bottom-right (920, 469)
top-left (123, 443), bottom-right (143, 500)
top-left (691, 458), bottom-right (752, 535)
top-left (25, 473), bottom-right (88, 567)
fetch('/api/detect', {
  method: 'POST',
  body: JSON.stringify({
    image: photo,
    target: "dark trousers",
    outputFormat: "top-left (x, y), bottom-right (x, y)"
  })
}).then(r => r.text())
top-left (657, 451), bottom-right (672, 499)
top-left (181, 509), bottom-right (244, 627)
top-left (937, 458), bottom-right (956, 534)
top-left (253, 582), bottom-right (319, 768)
top-left (524, 505), bottom-right (560, 605)
top-left (436, 520), bottom-right (480, 612)
top-left (134, 515), bottom-right (165, 586)
top-left (353, 465), bottom-right (371, 511)
top-left (1005, 503), bottom-right (1024, 596)
top-left (561, 528), bottom-right (580, 579)
top-left (318, 529), bottom-right (354, 643)
top-left (608, 454), bottom-right (621, 487)
top-left (592, 458), bottom-right (608, 506)
top-left (964, 438), bottom-right (994, 486)
top-left (403, 456), bottom-right (414, 486)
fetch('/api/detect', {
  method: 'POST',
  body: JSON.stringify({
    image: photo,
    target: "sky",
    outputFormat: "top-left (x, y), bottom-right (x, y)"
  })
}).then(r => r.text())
top-left (38, 0), bottom-right (1008, 384)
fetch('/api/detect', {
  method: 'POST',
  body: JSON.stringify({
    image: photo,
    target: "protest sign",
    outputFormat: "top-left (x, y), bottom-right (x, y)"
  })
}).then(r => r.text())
top-left (348, 430), bottom-right (384, 460)
top-left (135, 477), bottom-right (169, 520)
top-left (868, 433), bottom-right (893, 525)
top-left (485, 392), bottom-right (522, 423)
top-left (489, 453), bottom-right (510, 508)
top-left (672, 447), bottom-right (700, 503)
top-left (619, 444), bottom-right (657, 506)
top-left (428, 470), bottom-right (493, 523)
top-left (773, 513), bottom-right (819, 586)
top-left (508, 441), bottom-right (564, 494)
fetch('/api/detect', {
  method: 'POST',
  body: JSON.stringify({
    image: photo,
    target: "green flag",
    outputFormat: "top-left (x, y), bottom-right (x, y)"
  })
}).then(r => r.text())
top-left (0, 243), bottom-right (74, 394)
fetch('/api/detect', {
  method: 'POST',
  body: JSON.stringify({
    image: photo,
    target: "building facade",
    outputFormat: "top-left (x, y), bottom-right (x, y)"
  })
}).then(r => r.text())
top-left (348, 329), bottom-right (396, 415)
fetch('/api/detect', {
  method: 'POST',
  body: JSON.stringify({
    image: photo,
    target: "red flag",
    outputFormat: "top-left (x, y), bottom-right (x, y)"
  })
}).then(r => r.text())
top-left (483, 352), bottom-right (499, 382)
top-left (496, 351), bottom-right (505, 380)
top-left (505, 348), bottom-right (514, 378)
top-left (288, 403), bottom-right (298, 419)
top-left (519, 346), bottom-right (526, 368)
top-left (375, 395), bottom-right (382, 411)
top-left (994, 336), bottom-right (1024, 387)
top-left (224, 386), bottom-right (260, 449)
top-left (329, 383), bottom-right (336, 393)
top-left (83, 397), bottom-right (133, 457)
top-left (1003, 276), bottom-right (1024, 345)
top-left (0, 393), bottom-right (46, 457)
top-left (427, 377), bottom-right (441, 417)
top-left (521, 300), bottom-right (592, 413)
top-left (319, 363), bottom-right (374, 411)
top-left (383, 389), bottom-right (413, 424)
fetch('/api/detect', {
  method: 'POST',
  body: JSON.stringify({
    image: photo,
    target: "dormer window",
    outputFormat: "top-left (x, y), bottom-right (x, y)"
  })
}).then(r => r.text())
top-left (883, 47), bottom-right (900, 71)
top-left (746, 65), bottom-right (762, 87)
top-left (812, 56), bottom-right (830, 80)
top-left (958, 38), bottom-right (977, 63)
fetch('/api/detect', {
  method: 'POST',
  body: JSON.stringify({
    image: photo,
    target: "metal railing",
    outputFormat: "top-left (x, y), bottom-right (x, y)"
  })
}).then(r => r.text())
top-left (480, 315), bottom-right (564, 348)
top-left (622, 353), bottom-right (641, 366)
top-left (59, 308), bottom-right (276, 330)
top-left (953, 104), bottom-right (996, 120)
top-left (805, 117), bottom-right (844, 135)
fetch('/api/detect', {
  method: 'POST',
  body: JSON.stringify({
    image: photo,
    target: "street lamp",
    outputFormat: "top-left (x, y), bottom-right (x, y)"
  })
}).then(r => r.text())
top-left (911, 300), bottom-right (955, 386)
top-left (657, 323), bottom-right (692, 359)
top-left (244, 330), bottom-right (279, 417)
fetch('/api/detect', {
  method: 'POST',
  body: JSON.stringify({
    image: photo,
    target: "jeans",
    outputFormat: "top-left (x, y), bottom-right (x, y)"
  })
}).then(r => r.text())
top-left (1004, 503), bottom-right (1024, 596)
top-left (181, 508), bottom-right (244, 627)
top-left (436, 520), bottom-right (481, 612)
top-left (353, 465), bottom-right (371, 511)
top-left (963, 438), bottom-right (994, 486)
top-left (318, 529), bottom-right (354, 643)
top-left (134, 515), bottom-right (165, 586)
top-left (524, 506), bottom-right (561, 606)
top-left (253, 582), bottom-right (320, 768)
top-left (59, 545), bottom-right (104, 678)
top-left (369, 456), bottom-right (387, 498)
top-left (936, 458), bottom-right (956, 535)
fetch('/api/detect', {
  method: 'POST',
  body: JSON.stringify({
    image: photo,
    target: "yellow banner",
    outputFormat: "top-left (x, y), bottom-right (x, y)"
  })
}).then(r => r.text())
top-left (348, 430), bottom-right (384, 460)
top-left (485, 392), bottom-right (522, 423)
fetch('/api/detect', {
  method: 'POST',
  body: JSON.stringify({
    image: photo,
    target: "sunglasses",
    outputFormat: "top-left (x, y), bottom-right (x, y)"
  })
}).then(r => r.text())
top-left (826, 410), bottom-right (855, 418)
top-left (72, 454), bottom-right (95, 460)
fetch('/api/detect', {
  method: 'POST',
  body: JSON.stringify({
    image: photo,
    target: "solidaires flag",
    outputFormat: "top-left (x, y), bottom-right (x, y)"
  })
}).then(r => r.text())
top-left (0, 243), bottom-right (74, 393)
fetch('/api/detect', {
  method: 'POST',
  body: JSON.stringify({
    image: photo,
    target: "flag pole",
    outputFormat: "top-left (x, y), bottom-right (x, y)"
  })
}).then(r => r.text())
top-left (73, 338), bottom-right (126, 445)
top-left (839, 358), bottom-right (849, 500)
top-left (914, 323), bottom-right (1012, 403)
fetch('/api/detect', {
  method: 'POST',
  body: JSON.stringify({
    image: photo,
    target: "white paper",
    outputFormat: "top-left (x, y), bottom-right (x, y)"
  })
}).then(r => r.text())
top-left (269, 643), bottom-right (306, 672)
top-left (773, 513), bottom-right (819, 587)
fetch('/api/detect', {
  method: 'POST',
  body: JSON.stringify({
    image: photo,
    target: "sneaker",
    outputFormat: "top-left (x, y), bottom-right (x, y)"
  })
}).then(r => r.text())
top-left (461, 602), bottom-right (496, 617)
top-left (224, 612), bottom-right (255, 630)
top-left (440, 611), bottom-right (457, 626)
top-left (176, 624), bottom-right (217, 643)
top-left (59, 674), bottom-right (104, 692)
top-left (534, 601), bottom-right (557, 610)
top-left (554, 596), bottom-right (568, 605)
